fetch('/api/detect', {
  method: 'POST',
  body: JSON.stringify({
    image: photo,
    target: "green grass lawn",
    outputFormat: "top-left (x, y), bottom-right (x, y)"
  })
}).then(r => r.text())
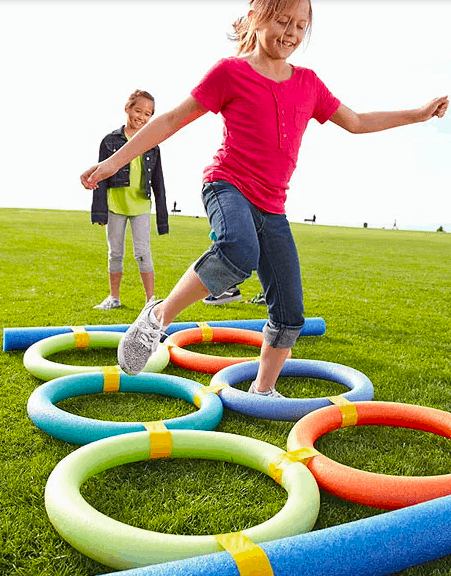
top-left (1, 208), bottom-right (450, 575)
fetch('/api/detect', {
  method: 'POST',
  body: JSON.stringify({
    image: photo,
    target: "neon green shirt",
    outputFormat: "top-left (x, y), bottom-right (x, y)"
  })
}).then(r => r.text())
top-left (107, 133), bottom-right (151, 216)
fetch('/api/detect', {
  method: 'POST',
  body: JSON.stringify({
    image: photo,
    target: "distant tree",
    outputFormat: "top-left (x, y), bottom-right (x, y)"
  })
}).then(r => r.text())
top-left (436, 225), bottom-right (445, 233)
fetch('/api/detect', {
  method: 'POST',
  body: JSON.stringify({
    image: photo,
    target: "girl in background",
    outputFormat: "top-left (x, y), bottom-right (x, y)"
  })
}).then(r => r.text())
top-left (91, 90), bottom-right (169, 310)
top-left (82, 0), bottom-right (448, 394)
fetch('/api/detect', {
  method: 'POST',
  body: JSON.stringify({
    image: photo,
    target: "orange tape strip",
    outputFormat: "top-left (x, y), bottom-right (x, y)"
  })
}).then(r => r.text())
top-left (102, 366), bottom-right (121, 392)
top-left (70, 326), bottom-right (89, 348)
top-left (215, 532), bottom-right (273, 576)
top-left (142, 421), bottom-right (172, 459)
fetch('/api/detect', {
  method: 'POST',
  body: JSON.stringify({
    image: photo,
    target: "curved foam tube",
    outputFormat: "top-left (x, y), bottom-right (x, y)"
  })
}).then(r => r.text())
top-left (210, 359), bottom-right (373, 421)
top-left (98, 492), bottom-right (451, 576)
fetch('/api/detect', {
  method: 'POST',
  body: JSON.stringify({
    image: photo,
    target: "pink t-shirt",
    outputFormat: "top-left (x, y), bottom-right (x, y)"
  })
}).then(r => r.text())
top-left (191, 57), bottom-right (341, 214)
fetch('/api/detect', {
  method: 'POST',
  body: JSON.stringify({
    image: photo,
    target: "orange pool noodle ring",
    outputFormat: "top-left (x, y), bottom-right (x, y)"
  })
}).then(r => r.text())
top-left (287, 401), bottom-right (451, 510)
top-left (166, 326), bottom-right (290, 374)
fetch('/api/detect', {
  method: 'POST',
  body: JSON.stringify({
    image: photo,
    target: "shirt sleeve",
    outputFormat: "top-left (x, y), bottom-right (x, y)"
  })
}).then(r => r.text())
top-left (312, 73), bottom-right (341, 124)
top-left (190, 58), bottom-right (230, 114)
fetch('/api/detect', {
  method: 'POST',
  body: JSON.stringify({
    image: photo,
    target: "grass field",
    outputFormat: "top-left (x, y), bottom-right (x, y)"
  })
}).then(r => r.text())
top-left (1, 207), bottom-right (450, 576)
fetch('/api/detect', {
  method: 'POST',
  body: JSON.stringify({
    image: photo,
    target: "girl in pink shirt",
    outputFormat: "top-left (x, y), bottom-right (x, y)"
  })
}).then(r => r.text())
top-left (81, 0), bottom-right (448, 395)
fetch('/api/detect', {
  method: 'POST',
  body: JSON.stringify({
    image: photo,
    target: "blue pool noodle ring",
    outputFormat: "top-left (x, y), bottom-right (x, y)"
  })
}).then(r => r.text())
top-left (98, 492), bottom-right (451, 576)
top-left (27, 372), bottom-right (223, 444)
top-left (3, 318), bottom-right (326, 350)
top-left (210, 359), bottom-right (374, 421)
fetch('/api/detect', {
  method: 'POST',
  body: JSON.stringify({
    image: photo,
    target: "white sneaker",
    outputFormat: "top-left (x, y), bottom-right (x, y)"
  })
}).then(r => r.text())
top-left (117, 297), bottom-right (166, 375)
top-left (247, 381), bottom-right (285, 398)
top-left (94, 296), bottom-right (121, 310)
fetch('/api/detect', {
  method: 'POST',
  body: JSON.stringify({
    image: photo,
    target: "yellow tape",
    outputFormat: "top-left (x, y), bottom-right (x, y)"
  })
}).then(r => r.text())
top-left (328, 396), bottom-right (358, 427)
top-left (70, 326), bottom-right (89, 348)
top-left (339, 404), bottom-right (359, 427)
top-left (289, 446), bottom-right (321, 463)
top-left (328, 395), bottom-right (352, 406)
top-left (164, 337), bottom-right (175, 350)
top-left (215, 532), bottom-right (273, 576)
top-left (101, 366), bottom-right (121, 392)
top-left (269, 447), bottom-right (320, 485)
top-left (197, 322), bottom-right (214, 342)
top-left (142, 421), bottom-right (173, 459)
top-left (193, 382), bottom-right (230, 408)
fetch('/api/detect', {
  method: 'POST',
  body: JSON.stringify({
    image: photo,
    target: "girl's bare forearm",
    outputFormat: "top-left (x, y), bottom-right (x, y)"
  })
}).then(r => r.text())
top-left (107, 99), bottom-right (207, 171)
top-left (109, 113), bottom-right (177, 170)
top-left (356, 109), bottom-right (420, 134)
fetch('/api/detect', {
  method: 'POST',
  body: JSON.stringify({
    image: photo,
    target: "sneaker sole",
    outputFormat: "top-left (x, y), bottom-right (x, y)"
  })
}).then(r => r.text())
top-left (117, 337), bottom-right (138, 375)
top-left (203, 295), bottom-right (242, 306)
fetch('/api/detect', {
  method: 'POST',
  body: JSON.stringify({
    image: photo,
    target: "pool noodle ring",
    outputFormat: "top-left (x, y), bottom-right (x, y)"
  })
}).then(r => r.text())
top-left (166, 326), bottom-right (291, 374)
top-left (45, 430), bottom-right (320, 570)
top-left (287, 400), bottom-right (451, 509)
top-left (98, 493), bottom-right (451, 576)
top-left (209, 359), bottom-right (374, 421)
top-left (27, 372), bottom-right (224, 445)
top-left (23, 331), bottom-right (169, 381)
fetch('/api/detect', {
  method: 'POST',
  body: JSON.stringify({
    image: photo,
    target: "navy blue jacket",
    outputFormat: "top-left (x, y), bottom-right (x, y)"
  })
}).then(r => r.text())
top-left (90, 126), bottom-right (169, 235)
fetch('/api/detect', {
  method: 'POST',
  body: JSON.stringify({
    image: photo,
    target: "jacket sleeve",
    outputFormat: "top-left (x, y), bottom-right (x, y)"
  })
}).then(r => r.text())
top-left (90, 138), bottom-right (109, 225)
top-left (151, 147), bottom-right (169, 235)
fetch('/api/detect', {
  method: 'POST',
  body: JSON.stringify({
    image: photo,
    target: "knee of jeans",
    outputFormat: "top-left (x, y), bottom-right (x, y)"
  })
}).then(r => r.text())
top-left (218, 239), bottom-right (259, 276)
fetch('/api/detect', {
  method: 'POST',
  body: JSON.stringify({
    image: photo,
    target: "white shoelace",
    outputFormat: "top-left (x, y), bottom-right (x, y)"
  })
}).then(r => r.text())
top-left (136, 321), bottom-right (162, 351)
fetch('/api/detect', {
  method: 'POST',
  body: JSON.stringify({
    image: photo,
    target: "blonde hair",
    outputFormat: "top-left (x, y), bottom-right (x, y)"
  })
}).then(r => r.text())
top-left (125, 90), bottom-right (155, 113)
top-left (231, 0), bottom-right (312, 55)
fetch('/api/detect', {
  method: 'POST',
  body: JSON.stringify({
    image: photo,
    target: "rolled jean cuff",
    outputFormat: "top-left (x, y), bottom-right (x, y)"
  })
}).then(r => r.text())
top-left (194, 245), bottom-right (249, 297)
top-left (263, 320), bottom-right (303, 349)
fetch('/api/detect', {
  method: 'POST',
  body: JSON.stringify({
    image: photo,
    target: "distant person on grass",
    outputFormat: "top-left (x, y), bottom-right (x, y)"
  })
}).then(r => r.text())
top-left (82, 0), bottom-right (448, 395)
top-left (91, 90), bottom-right (169, 310)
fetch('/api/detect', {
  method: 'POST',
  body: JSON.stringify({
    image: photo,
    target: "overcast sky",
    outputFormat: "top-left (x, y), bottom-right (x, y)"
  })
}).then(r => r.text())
top-left (1, 0), bottom-right (450, 230)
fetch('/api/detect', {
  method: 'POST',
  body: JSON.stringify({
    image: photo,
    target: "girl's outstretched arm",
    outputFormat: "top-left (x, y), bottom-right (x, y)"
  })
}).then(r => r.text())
top-left (81, 96), bottom-right (208, 190)
top-left (329, 96), bottom-right (449, 134)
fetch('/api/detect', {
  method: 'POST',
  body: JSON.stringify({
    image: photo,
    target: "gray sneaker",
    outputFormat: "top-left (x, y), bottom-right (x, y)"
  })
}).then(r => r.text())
top-left (117, 298), bottom-right (166, 375)
top-left (247, 381), bottom-right (285, 398)
top-left (94, 296), bottom-right (121, 310)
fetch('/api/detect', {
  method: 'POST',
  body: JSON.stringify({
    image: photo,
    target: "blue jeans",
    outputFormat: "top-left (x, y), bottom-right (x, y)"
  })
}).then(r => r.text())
top-left (194, 180), bottom-right (304, 348)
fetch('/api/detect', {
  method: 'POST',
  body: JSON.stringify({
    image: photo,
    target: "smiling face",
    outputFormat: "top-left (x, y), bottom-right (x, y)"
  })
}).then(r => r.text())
top-left (255, 0), bottom-right (311, 61)
top-left (125, 96), bottom-right (154, 134)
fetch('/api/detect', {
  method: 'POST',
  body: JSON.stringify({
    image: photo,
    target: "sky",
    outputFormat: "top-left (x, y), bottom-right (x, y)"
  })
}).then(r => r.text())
top-left (0, 0), bottom-right (450, 231)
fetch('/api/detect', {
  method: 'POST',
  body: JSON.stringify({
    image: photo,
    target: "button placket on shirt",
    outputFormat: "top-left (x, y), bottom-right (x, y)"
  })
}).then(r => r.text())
top-left (272, 84), bottom-right (289, 151)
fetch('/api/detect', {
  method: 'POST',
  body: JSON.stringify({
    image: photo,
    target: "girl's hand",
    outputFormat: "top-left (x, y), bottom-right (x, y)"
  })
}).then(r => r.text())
top-left (418, 96), bottom-right (449, 122)
top-left (80, 160), bottom-right (119, 190)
